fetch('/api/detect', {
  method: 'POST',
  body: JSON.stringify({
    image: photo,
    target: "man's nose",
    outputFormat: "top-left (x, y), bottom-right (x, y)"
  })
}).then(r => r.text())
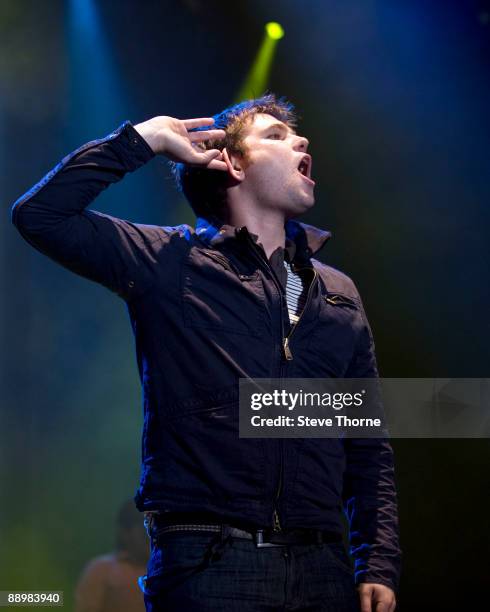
top-left (293, 135), bottom-right (309, 152)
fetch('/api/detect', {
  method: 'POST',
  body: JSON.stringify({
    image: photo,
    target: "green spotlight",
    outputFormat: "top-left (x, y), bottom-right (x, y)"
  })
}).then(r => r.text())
top-left (234, 22), bottom-right (285, 102)
top-left (266, 22), bottom-right (284, 40)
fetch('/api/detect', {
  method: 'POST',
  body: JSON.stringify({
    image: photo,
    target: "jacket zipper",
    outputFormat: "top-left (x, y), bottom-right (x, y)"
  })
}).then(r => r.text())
top-left (242, 231), bottom-right (289, 532)
top-left (274, 344), bottom-right (286, 532)
top-left (282, 264), bottom-right (318, 361)
top-left (242, 234), bottom-right (322, 531)
top-left (325, 293), bottom-right (358, 308)
top-left (272, 264), bottom-right (319, 530)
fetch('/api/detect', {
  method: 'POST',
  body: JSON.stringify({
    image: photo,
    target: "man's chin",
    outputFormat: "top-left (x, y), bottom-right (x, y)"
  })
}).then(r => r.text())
top-left (281, 193), bottom-right (315, 220)
top-left (296, 195), bottom-right (316, 214)
top-left (285, 205), bottom-right (314, 222)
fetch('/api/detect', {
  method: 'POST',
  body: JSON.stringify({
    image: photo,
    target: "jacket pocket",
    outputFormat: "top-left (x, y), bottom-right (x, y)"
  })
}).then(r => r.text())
top-left (323, 292), bottom-right (360, 309)
top-left (161, 402), bottom-right (268, 504)
top-left (305, 292), bottom-right (361, 377)
top-left (200, 249), bottom-right (258, 281)
top-left (182, 247), bottom-right (265, 337)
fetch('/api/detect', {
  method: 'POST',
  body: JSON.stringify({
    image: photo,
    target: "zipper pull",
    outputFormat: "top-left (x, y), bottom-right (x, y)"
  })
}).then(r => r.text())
top-left (283, 337), bottom-right (293, 361)
top-left (325, 294), bottom-right (358, 308)
top-left (273, 508), bottom-right (282, 532)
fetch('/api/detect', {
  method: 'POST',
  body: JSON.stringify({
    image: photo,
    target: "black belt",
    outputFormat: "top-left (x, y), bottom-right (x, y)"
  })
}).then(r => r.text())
top-left (144, 512), bottom-right (343, 548)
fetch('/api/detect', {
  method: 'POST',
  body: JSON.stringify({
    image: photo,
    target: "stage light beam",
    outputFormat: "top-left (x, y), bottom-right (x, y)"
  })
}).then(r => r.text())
top-left (234, 22), bottom-right (285, 102)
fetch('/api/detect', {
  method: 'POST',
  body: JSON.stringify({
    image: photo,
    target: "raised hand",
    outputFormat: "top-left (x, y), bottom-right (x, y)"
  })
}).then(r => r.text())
top-left (133, 116), bottom-right (227, 171)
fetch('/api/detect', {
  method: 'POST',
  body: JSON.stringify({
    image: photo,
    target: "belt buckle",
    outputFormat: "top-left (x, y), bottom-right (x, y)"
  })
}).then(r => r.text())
top-left (254, 529), bottom-right (286, 548)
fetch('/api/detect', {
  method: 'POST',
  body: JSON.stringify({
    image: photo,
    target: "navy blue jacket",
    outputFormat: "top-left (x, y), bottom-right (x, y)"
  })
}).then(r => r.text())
top-left (11, 120), bottom-right (402, 592)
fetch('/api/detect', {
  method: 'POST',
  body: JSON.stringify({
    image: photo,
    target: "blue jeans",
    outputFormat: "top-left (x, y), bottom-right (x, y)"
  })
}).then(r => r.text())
top-left (138, 531), bottom-right (361, 611)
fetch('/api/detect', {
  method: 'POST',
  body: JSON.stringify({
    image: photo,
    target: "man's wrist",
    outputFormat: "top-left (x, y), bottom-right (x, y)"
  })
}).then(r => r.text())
top-left (356, 577), bottom-right (398, 594)
top-left (106, 121), bottom-right (156, 171)
top-left (125, 122), bottom-right (158, 158)
top-left (132, 121), bottom-right (163, 155)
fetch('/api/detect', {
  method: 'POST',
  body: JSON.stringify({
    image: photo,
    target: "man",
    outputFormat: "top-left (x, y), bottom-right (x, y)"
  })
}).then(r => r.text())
top-left (11, 94), bottom-right (401, 611)
top-left (74, 499), bottom-right (149, 612)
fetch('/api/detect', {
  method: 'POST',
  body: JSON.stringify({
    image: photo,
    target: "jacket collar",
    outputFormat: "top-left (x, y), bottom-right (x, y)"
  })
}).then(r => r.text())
top-left (195, 214), bottom-right (332, 263)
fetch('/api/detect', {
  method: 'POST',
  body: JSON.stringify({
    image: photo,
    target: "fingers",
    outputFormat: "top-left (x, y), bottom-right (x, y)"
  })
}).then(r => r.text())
top-left (359, 587), bottom-right (373, 612)
top-left (374, 590), bottom-right (396, 612)
top-left (206, 158), bottom-right (228, 171)
top-left (189, 149), bottom-right (228, 172)
top-left (181, 117), bottom-right (216, 129)
top-left (188, 129), bottom-right (226, 142)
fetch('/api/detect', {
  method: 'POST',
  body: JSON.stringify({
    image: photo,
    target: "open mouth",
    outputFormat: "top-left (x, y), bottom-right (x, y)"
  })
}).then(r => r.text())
top-left (297, 154), bottom-right (315, 185)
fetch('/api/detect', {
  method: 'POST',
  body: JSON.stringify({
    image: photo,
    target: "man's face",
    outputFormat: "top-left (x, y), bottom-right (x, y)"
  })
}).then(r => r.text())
top-left (236, 113), bottom-right (315, 218)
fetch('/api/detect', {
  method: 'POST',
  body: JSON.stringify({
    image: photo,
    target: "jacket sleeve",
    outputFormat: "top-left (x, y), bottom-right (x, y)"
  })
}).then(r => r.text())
top-left (342, 291), bottom-right (402, 593)
top-left (10, 120), bottom-right (170, 302)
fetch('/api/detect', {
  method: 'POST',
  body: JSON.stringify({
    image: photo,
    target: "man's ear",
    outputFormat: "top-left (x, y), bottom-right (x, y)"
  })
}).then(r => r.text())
top-left (222, 148), bottom-right (245, 182)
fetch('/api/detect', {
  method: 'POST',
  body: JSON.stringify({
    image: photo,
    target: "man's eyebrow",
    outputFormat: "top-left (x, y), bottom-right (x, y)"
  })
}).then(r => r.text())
top-left (262, 122), bottom-right (297, 135)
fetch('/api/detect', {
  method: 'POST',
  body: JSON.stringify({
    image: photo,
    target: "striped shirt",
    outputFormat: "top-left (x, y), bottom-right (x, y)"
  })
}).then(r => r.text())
top-left (284, 260), bottom-right (308, 324)
top-left (250, 231), bottom-right (311, 326)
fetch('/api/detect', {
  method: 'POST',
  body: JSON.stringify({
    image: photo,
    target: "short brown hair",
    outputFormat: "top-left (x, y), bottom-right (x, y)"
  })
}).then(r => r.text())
top-left (169, 93), bottom-right (298, 220)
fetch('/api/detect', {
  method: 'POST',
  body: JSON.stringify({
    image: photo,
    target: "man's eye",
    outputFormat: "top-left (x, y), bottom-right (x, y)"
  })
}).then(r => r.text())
top-left (267, 133), bottom-right (283, 139)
